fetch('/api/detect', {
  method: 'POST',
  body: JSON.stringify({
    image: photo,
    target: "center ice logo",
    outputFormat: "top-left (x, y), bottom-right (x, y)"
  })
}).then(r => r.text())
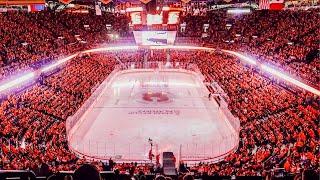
top-left (142, 92), bottom-right (170, 102)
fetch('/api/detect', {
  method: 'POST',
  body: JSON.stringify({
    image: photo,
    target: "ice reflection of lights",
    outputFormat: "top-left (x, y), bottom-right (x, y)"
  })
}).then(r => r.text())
top-left (145, 81), bottom-right (199, 87)
top-left (112, 81), bottom-right (199, 88)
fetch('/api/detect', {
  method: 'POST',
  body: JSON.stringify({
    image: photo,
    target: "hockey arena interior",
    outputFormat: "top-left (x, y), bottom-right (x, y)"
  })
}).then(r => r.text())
top-left (0, 0), bottom-right (319, 180)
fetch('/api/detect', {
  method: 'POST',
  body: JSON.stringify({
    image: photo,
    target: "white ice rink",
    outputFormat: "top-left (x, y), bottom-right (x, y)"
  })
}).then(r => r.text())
top-left (67, 68), bottom-right (239, 163)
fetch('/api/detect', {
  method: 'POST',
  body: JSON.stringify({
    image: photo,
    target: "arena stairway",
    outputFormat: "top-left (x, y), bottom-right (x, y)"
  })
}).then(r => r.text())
top-left (162, 152), bottom-right (177, 176)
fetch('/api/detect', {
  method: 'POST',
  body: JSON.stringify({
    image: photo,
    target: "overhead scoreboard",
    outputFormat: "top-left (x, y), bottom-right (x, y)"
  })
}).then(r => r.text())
top-left (127, 7), bottom-right (181, 28)
top-left (133, 31), bottom-right (177, 46)
top-left (127, 6), bottom-right (181, 46)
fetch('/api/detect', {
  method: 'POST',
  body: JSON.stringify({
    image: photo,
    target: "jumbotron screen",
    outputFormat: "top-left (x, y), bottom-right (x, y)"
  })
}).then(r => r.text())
top-left (130, 12), bottom-right (142, 25)
top-left (168, 11), bottom-right (179, 24)
top-left (133, 31), bottom-right (177, 46)
top-left (129, 8), bottom-right (180, 26)
top-left (147, 13), bottom-right (163, 25)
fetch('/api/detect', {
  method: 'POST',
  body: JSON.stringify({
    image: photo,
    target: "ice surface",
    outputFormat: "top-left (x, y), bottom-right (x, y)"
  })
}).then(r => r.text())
top-left (69, 69), bottom-right (238, 162)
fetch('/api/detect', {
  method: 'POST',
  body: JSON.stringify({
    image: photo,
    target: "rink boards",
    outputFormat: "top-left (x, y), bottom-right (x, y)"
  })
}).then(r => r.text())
top-left (67, 68), bottom-right (239, 163)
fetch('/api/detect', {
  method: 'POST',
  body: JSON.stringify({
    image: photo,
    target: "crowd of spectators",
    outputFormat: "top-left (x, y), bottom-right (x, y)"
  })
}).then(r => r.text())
top-left (0, 54), bottom-right (117, 173)
top-left (0, 7), bottom-right (319, 179)
top-left (0, 11), bottom-right (129, 80)
top-left (180, 9), bottom-right (320, 88)
top-left (171, 51), bottom-right (319, 176)
top-left (2, 49), bottom-right (317, 177)
top-left (147, 50), bottom-right (318, 176)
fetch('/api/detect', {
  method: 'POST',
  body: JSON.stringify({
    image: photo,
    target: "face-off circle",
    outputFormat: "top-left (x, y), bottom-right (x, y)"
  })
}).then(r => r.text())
top-left (142, 92), bottom-right (169, 102)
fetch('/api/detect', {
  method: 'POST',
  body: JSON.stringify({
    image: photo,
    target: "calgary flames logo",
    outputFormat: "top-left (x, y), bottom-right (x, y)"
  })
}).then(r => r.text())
top-left (142, 92), bottom-right (170, 102)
